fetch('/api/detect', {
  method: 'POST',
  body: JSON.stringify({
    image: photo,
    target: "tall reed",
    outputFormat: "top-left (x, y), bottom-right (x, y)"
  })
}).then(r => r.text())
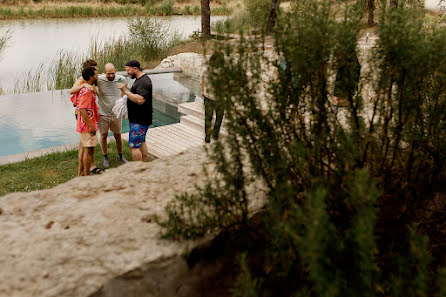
top-left (88, 36), bottom-right (139, 72)
top-left (6, 18), bottom-right (185, 94)
top-left (0, 30), bottom-right (11, 61)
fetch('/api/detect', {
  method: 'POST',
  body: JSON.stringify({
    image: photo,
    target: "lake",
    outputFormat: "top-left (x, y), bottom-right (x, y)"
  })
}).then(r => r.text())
top-left (0, 16), bottom-right (225, 91)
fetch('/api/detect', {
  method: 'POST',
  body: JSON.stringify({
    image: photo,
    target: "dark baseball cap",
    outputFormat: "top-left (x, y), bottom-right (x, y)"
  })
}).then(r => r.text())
top-left (125, 60), bottom-right (143, 71)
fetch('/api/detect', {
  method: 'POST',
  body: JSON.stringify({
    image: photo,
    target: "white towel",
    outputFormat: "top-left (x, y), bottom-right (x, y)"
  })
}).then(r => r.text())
top-left (112, 95), bottom-right (128, 119)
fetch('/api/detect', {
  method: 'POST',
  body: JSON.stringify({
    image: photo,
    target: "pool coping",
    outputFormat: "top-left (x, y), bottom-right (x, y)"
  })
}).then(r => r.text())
top-left (0, 67), bottom-right (186, 166)
top-left (0, 133), bottom-right (130, 166)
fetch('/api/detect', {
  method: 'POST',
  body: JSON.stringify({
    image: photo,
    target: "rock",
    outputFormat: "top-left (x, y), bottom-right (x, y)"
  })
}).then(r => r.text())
top-left (425, 0), bottom-right (445, 12)
top-left (0, 147), bottom-right (266, 297)
top-left (155, 53), bottom-right (206, 79)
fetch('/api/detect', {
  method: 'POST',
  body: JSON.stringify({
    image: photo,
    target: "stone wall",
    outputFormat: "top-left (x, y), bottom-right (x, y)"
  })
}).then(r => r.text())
top-left (0, 147), bottom-right (265, 297)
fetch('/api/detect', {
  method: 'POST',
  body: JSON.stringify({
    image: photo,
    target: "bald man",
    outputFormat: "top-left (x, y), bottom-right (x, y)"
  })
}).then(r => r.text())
top-left (97, 63), bottom-right (128, 167)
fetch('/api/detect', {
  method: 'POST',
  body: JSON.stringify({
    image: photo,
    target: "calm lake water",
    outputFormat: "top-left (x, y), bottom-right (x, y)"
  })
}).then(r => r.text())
top-left (0, 16), bottom-right (225, 90)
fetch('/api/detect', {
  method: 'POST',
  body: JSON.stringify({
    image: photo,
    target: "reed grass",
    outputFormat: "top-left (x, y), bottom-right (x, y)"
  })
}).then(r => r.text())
top-left (0, 5), bottom-right (146, 19)
top-left (88, 36), bottom-right (139, 72)
top-left (0, 1), bottom-right (233, 19)
top-left (0, 30), bottom-right (11, 61)
top-left (6, 18), bottom-right (185, 94)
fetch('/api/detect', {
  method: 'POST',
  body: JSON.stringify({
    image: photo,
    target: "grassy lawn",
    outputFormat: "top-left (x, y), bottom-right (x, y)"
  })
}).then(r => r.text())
top-left (0, 140), bottom-right (133, 198)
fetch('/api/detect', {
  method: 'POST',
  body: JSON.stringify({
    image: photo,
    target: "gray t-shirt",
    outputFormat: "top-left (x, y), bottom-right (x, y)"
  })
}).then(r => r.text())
top-left (201, 69), bottom-right (215, 100)
top-left (97, 74), bottom-right (127, 116)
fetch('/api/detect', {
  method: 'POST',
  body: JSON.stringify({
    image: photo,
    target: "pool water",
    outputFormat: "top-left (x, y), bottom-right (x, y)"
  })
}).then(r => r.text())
top-left (0, 72), bottom-right (200, 157)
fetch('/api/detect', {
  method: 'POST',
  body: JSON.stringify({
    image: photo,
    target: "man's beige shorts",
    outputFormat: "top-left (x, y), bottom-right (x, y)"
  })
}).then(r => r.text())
top-left (99, 115), bottom-right (122, 135)
top-left (80, 132), bottom-right (98, 147)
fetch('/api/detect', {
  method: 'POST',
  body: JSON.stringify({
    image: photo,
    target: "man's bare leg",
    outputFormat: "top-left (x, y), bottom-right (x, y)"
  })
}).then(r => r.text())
top-left (89, 146), bottom-right (97, 171)
top-left (114, 133), bottom-right (123, 154)
top-left (83, 147), bottom-right (94, 176)
top-left (131, 147), bottom-right (142, 161)
top-left (141, 142), bottom-right (148, 162)
top-left (78, 141), bottom-right (84, 176)
top-left (100, 133), bottom-right (108, 155)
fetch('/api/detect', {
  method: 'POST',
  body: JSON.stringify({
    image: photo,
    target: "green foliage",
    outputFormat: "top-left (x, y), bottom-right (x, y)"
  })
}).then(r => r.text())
top-left (182, 5), bottom-right (191, 14)
top-left (211, 11), bottom-right (254, 34)
top-left (159, 141), bottom-right (250, 239)
top-left (145, 0), bottom-right (176, 15)
top-left (0, 30), bottom-right (11, 62)
top-left (232, 253), bottom-right (260, 297)
top-left (243, 0), bottom-right (271, 28)
top-left (160, 2), bottom-right (446, 296)
top-left (128, 17), bottom-right (183, 61)
top-left (88, 36), bottom-right (139, 72)
top-left (193, 5), bottom-right (200, 15)
top-left (48, 50), bottom-right (80, 90)
top-left (6, 19), bottom-right (183, 94)
top-left (437, 267), bottom-right (446, 297)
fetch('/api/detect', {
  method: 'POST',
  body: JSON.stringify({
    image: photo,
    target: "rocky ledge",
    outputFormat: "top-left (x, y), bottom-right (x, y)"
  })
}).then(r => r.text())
top-left (0, 147), bottom-right (265, 297)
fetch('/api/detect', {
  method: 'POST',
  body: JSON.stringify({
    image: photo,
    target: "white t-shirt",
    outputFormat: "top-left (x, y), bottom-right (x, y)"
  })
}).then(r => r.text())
top-left (97, 74), bottom-right (127, 116)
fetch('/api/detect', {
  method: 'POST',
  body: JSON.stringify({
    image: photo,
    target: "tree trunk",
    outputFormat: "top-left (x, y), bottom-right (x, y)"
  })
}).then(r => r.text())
top-left (265, 0), bottom-right (279, 34)
top-left (201, 0), bottom-right (211, 40)
top-left (367, 0), bottom-right (375, 28)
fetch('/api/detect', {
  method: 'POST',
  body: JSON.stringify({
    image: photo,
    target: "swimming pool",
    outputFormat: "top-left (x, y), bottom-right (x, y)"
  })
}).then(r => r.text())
top-left (0, 72), bottom-right (200, 157)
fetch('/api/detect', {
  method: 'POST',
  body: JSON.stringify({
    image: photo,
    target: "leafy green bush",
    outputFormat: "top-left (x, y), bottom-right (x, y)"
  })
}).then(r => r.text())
top-left (160, 2), bottom-right (446, 296)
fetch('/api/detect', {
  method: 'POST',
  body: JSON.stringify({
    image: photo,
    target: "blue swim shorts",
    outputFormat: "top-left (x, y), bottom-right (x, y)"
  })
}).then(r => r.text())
top-left (128, 123), bottom-right (149, 149)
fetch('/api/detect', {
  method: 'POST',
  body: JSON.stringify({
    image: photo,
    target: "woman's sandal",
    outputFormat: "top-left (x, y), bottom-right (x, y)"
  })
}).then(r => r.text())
top-left (90, 167), bottom-right (104, 174)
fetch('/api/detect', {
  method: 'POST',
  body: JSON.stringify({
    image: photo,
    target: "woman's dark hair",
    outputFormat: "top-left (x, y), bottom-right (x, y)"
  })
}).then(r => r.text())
top-left (82, 66), bottom-right (96, 82)
top-left (82, 59), bottom-right (97, 69)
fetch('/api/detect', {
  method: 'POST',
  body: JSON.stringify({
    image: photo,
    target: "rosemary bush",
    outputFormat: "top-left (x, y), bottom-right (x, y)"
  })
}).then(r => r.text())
top-left (160, 2), bottom-right (446, 296)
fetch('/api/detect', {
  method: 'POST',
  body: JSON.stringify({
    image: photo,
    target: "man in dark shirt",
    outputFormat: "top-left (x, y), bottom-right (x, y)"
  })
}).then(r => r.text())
top-left (117, 60), bottom-right (153, 162)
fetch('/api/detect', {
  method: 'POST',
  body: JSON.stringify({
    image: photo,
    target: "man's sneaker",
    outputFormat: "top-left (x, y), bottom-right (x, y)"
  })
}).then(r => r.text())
top-left (119, 156), bottom-right (128, 163)
top-left (103, 157), bottom-right (110, 168)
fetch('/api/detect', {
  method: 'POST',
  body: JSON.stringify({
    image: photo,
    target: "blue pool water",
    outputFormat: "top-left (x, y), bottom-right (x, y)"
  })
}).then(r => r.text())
top-left (0, 72), bottom-right (200, 157)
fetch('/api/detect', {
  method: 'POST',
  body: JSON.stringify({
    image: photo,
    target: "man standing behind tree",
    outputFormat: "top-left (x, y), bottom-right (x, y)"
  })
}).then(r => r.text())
top-left (97, 63), bottom-right (128, 168)
top-left (117, 60), bottom-right (152, 162)
top-left (77, 66), bottom-right (99, 176)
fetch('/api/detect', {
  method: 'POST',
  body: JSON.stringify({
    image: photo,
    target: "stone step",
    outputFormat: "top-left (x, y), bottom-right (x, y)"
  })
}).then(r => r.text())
top-left (178, 101), bottom-right (205, 120)
top-left (180, 115), bottom-right (204, 132)
top-left (180, 115), bottom-right (228, 137)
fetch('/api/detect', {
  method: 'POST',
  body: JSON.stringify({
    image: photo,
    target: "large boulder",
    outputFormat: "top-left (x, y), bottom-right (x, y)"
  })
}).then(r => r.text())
top-left (425, 0), bottom-right (445, 12)
top-left (0, 147), bottom-right (265, 297)
top-left (156, 53), bottom-right (206, 79)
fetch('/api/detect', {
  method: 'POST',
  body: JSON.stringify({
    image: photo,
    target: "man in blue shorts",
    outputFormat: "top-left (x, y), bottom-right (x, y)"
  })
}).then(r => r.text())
top-left (117, 60), bottom-right (152, 162)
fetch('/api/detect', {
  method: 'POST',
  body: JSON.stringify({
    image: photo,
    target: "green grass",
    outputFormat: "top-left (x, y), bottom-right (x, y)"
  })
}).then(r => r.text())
top-left (0, 140), bottom-right (133, 197)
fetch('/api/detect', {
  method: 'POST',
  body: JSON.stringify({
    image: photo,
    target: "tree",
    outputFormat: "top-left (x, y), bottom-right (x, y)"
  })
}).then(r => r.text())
top-left (160, 3), bottom-right (446, 296)
top-left (367, 0), bottom-right (375, 27)
top-left (201, 0), bottom-right (211, 39)
top-left (265, 0), bottom-right (279, 34)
